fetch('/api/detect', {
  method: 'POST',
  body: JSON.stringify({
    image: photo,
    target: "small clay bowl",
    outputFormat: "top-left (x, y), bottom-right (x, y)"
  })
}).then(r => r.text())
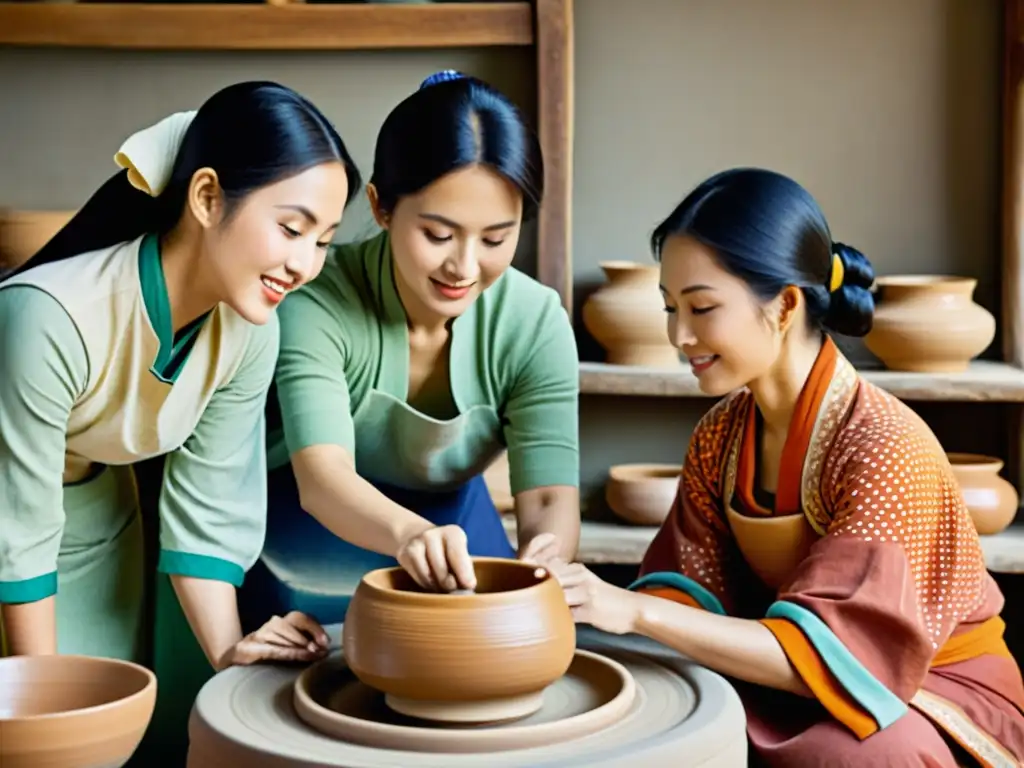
top-left (605, 463), bottom-right (681, 526)
top-left (343, 557), bottom-right (576, 724)
top-left (0, 654), bottom-right (156, 768)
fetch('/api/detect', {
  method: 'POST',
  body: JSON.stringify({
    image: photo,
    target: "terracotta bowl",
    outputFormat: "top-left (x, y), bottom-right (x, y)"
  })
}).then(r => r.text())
top-left (605, 463), bottom-right (681, 526)
top-left (0, 654), bottom-right (157, 768)
top-left (342, 557), bottom-right (576, 724)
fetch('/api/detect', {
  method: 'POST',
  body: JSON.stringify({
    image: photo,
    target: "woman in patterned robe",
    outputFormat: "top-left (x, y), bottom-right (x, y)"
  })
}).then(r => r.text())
top-left (548, 168), bottom-right (1024, 767)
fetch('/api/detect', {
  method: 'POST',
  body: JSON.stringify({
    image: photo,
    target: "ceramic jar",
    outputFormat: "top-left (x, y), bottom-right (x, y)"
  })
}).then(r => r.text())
top-left (0, 655), bottom-right (156, 768)
top-left (343, 557), bottom-right (576, 723)
top-left (605, 463), bottom-right (680, 526)
top-left (947, 453), bottom-right (1019, 536)
top-left (864, 276), bottom-right (995, 372)
top-left (582, 261), bottom-right (681, 368)
top-left (0, 209), bottom-right (74, 274)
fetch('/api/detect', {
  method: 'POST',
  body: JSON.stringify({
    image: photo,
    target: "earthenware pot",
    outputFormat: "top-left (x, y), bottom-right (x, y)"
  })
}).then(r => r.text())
top-left (0, 209), bottom-right (74, 273)
top-left (605, 463), bottom-right (680, 526)
top-left (864, 276), bottom-right (995, 372)
top-left (343, 557), bottom-right (576, 723)
top-left (947, 453), bottom-right (1019, 536)
top-left (0, 654), bottom-right (156, 768)
top-left (582, 261), bottom-right (681, 368)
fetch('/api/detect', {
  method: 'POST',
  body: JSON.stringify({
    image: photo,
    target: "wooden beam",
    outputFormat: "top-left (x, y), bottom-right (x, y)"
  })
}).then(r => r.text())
top-left (0, 2), bottom-right (534, 51)
top-left (534, 0), bottom-right (574, 312)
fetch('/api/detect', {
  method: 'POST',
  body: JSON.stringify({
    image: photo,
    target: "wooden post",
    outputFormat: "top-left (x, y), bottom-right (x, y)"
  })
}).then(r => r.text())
top-left (1004, 0), bottom-right (1024, 492)
top-left (535, 0), bottom-right (574, 313)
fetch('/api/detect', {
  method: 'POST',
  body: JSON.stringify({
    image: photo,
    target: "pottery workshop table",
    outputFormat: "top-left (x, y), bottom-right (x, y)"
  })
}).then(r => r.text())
top-left (187, 625), bottom-right (747, 767)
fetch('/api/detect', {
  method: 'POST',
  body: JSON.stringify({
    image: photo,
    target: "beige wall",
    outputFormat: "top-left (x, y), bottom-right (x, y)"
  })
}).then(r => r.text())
top-left (0, 0), bottom-right (1005, 514)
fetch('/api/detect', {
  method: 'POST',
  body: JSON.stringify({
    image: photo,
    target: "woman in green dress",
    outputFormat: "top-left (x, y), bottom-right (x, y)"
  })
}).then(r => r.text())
top-left (0, 81), bottom-right (360, 668)
top-left (243, 71), bottom-right (580, 625)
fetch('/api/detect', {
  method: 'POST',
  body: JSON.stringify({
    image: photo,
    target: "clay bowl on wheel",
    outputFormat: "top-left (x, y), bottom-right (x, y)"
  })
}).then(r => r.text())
top-left (0, 654), bottom-right (156, 768)
top-left (343, 556), bottom-right (576, 724)
top-left (605, 463), bottom-right (681, 526)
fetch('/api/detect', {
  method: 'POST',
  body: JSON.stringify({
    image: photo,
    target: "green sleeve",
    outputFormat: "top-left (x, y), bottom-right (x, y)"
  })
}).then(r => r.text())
top-left (503, 295), bottom-right (580, 494)
top-left (156, 314), bottom-right (279, 587)
top-left (0, 286), bottom-right (87, 603)
top-left (275, 287), bottom-right (356, 456)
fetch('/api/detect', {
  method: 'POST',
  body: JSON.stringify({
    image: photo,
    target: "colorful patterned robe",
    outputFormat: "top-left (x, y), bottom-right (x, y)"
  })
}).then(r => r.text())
top-left (632, 337), bottom-right (1024, 767)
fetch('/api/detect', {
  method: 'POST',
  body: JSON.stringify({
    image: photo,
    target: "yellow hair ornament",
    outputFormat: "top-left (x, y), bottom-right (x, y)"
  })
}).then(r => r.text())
top-left (828, 251), bottom-right (845, 293)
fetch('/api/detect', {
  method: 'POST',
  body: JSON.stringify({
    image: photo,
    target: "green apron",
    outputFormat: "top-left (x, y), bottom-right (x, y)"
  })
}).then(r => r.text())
top-left (352, 388), bottom-right (504, 490)
top-left (238, 384), bottom-right (511, 631)
top-left (0, 464), bottom-right (144, 662)
top-left (57, 465), bottom-right (145, 661)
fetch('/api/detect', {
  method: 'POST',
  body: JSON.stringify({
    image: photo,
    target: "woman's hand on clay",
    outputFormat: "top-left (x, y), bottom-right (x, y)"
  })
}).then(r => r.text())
top-left (397, 524), bottom-right (477, 592)
top-left (546, 559), bottom-right (639, 635)
top-left (220, 611), bottom-right (330, 669)
top-left (518, 532), bottom-right (562, 568)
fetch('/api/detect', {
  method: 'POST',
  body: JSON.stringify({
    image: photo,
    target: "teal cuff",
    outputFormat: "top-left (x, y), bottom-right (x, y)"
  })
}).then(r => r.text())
top-left (766, 600), bottom-right (908, 729)
top-left (627, 571), bottom-right (727, 615)
top-left (158, 550), bottom-right (245, 587)
top-left (0, 571), bottom-right (58, 604)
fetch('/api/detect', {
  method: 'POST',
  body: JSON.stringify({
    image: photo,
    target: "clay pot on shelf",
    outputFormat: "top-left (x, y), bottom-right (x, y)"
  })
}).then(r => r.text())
top-left (864, 276), bottom-right (995, 372)
top-left (0, 209), bottom-right (75, 274)
top-left (605, 463), bottom-right (680, 526)
top-left (582, 261), bottom-right (681, 368)
top-left (0, 654), bottom-right (156, 768)
top-left (342, 557), bottom-right (576, 724)
top-left (947, 453), bottom-right (1019, 536)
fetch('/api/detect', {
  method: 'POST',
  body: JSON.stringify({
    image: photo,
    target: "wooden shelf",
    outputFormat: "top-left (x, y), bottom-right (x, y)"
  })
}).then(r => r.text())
top-left (0, 2), bottom-right (534, 51)
top-left (504, 517), bottom-right (1024, 574)
top-left (579, 360), bottom-right (1024, 402)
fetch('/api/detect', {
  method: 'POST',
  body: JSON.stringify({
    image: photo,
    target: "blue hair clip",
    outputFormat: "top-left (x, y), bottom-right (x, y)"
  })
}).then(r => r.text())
top-left (419, 70), bottom-right (468, 90)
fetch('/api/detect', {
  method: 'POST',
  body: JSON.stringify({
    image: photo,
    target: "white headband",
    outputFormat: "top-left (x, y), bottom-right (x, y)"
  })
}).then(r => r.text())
top-left (113, 110), bottom-right (197, 197)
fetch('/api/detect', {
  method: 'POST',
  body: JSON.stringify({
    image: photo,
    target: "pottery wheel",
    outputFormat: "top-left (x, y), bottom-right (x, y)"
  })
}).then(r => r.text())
top-left (187, 626), bottom-right (747, 768)
top-left (293, 648), bottom-right (634, 752)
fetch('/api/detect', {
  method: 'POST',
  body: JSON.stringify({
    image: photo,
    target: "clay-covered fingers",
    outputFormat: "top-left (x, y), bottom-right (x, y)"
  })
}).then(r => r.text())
top-left (282, 611), bottom-right (330, 649)
top-left (441, 526), bottom-right (476, 591)
top-left (252, 615), bottom-right (312, 649)
top-left (423, 531), bottom-right (455, 591)
top-left (519, 532), bottom-right (560, 566)
top-left (561, 584), bottom-right (593, 608)
top-left (547, 560), bottom-right (588, 587)
top-left (251, 613), bottom-right (328, 653)
top-left (398, 525), bottom-right (475, 592)
top-left (233, 639), bottom-right (326, 666)
top-left (398, 537), bottom-right (435, 590)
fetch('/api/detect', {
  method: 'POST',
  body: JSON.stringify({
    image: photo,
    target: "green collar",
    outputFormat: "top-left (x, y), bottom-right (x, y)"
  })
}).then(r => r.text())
top-left (368, 232), bottom-right (473, 409)
top-left (138, 233), bottom-right (208, 384)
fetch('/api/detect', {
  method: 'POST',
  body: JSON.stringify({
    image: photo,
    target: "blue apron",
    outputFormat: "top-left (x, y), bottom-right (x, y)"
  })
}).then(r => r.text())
top-left (239, 465), bottom-right (513, 630)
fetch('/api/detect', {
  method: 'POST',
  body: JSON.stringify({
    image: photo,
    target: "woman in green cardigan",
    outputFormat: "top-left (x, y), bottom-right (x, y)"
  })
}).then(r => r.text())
top-left (242, 71), bottom-right (581, 626)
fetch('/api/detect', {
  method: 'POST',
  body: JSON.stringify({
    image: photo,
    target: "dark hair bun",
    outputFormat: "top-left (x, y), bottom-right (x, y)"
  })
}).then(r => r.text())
top-left (822, 242), bottom-right (875, 337)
